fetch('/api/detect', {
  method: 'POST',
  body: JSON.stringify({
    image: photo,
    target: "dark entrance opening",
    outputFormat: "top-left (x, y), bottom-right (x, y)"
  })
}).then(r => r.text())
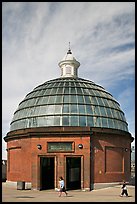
top-left (66, 157), bottom-right (81, 190)
top-left (40, 157), bottom-right (54, 190)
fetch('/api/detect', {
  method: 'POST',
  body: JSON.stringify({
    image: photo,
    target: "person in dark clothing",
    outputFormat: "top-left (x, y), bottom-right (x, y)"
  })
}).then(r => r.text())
top-left (120, 181), bottom-right (129, 197)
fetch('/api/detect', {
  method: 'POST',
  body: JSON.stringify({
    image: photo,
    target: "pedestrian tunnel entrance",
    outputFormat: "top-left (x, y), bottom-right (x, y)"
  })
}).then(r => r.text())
top-left (40, 157), bottom-right (54, 190)
top-left (66, 157), bottom-right (81, 190)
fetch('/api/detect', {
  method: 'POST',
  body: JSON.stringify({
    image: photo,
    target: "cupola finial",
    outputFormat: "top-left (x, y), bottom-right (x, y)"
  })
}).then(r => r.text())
top-left (58, 44), bottom-right (80, 78)
top-left (67, 42), bottom-right (72, 54)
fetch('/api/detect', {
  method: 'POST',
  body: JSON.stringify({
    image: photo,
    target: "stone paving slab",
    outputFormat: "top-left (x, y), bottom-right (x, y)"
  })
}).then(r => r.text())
top-left (2, 182), bottom-right (135, 202)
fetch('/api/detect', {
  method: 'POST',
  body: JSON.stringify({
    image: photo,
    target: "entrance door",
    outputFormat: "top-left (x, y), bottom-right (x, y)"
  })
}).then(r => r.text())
top-left (40, 157), bottom-right (54, 190)
top-left (66, 157), bottom-right (81, 190)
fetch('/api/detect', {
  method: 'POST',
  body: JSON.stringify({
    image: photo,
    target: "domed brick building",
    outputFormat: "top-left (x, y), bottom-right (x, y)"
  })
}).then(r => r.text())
top-left (4, 47), bottom-right (133, 191)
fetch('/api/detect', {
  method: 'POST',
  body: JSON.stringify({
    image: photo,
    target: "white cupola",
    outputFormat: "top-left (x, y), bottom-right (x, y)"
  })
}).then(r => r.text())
top-left (58, 45), bottom-right (80, 78)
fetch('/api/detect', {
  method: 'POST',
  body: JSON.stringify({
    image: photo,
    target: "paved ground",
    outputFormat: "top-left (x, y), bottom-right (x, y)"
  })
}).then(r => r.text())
top-left (2, 182), bottom-right (135, 202)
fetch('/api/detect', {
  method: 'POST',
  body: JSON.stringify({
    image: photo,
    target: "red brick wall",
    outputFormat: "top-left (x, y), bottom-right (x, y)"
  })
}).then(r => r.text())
top-left (6, 127), bottom-right (91, 190)
top-left (5, 127), bottom-right (132, 189)
top-left (91, 131), bottom-right (131, 183)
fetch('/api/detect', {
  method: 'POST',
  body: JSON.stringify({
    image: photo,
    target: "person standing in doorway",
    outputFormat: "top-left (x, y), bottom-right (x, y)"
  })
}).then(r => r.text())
top-left (120, 181), bottom-right (129, 197)
top-left (58, 176), bottom-right (68, 197)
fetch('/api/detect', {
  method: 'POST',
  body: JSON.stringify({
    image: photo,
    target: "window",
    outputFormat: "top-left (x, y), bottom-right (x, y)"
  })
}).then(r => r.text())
top-left (66, 66), bottom-right (71, 74)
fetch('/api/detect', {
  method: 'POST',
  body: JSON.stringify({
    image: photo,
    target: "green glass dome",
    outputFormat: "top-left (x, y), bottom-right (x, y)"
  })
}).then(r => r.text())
top-left (10, 77), bottom-right (128, 132)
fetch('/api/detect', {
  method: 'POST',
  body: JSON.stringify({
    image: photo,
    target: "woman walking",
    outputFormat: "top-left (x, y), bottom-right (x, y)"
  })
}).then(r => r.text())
top-left (58, 176), bottom-right (68, 197)
top-left (120, 181), bottom-right (129, 197)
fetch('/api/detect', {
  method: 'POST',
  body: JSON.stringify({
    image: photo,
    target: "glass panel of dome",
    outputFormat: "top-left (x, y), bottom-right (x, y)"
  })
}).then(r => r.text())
top-left (27, 91), bottom-right (36, 98)
top-left (87, 116), bottom-right (94, 126)
top-left (84, 96), bottom-right (91, 104)
top-left (62, 116), bottom-right (69, 126)
top-left (97, 97), bottom-right (104, 106)
top-left (96, 90), bottom-right (103, 97)
top-left (70, 95), bottom-right (77, 103)
top-left (112, 101), bottom-right (121, 110)
top-left (110, 109), bottom-right (114, 118)
top-left (116, 110), bottom-right (122, 119)
top-left (102, 118), bottom-right (108, 127)
top-left (64, 82), bottom-right (69, 87)
top-left (45, 88), bottom-right (51, 95)
top-left (96, 117), bottom-right (102, 127)
top-left (37, 89), bottom-right (45, 96)
top-left (21, 99), bottom-right (29, 108)
top-left (15, 108), bottom-right (26, 120)
top-left (64, 87), bottom-right (69, 94)
top-left (34, 106), bottom-right (40, 115)
top-left (103, 98), bottom-right (109, 107)
top-left (106, 107), bottom-right (113, 117)
top-left (47, 116), bottom-right (54, 126)
top-left (79, 116), bottom-right (86, 126)
top-left (18, 101), bottom-right (24, 109)
top-left (113, 119), bottom-right (119, 129)
top-left (39, 106), bottom-right (47, 115)
top-left (85, 105), bottom-right (92, 115)
top-left (36, 97), bottom-right (44, 105)
top-left (71, 104), bottom-right (78, 113)
top-left (107, 118), bottom-right (115, 129)
top-left (100, 107), bottom-right (107, 116)
top-left (57, 87), bottom-right (64, 94)
top-left (120, 122), bottom-right (123, 131)
top-left (51, 82), bottom-right (57, 87)
top-left (91, 89), bottom-right (99, 96)
top-left (70, 82), bottom-right (75, 87)
top-left (54, 105), bottom-right (62, 114)
top-left (77, 95), bottom-right (84, 103)
top-left (78, 104), bottom-right (85, 114)
top-left (118, 112), bottom-right (123, 120)
top-left (59, 82), bottom-right (64, 87)
top-left (15, 119), bottom-right (23, 129)
top-left (24, 108), bottom-right (30, 117)
top-left (70, 116), bottom-right (78, 126)
top-left (111, 109), bottom-right (118, 119)
top-left (88, 89), bottom-right (95, 96)
top-left (46, 105), bottom-right (55, 114)
top-left (54, 116), bottom-right (60, 125)
top-left (37, 117), bottom-right (47, 126)
top-left (48, 96), bottom-right (55, 104)
top-left (93, 97), bottom-right (99, 105)
top-left (55, 95), bottom-right (63, 103)
top-left (41, 96), bottom-right (49, 104)
top-left (47, 83), bottom-right (53, 88)
top-left (32, 117), bottom-right (37, 126)
top-left (106, 99), bottom-right (113, 108)
top-left (83, 88), bottom-right (90, 95)
top-left (63, 104), bottom-right (69, 113)
top-left (76, 88), bottom-right (82, 94)
top-left (50, 88), bottom-right (57, 94)
top-left (64, 95), bottom-right (69, 103)
top-left (70, 87), bottom-right (76, 94)
top-left (94, 106), bottom-right (101, 115)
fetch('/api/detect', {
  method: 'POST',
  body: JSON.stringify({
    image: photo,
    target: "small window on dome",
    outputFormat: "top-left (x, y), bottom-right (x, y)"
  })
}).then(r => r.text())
top-left (66, 66), bottom-right (71, 75)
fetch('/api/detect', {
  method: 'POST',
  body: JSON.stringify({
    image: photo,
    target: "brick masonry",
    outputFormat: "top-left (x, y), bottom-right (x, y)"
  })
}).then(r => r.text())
top-left (4, 126), bottom-right (133, 190)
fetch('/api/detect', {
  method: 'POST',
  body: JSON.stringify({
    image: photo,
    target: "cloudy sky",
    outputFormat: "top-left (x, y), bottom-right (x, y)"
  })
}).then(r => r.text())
top-left (2, 2), bottom-right (135, 159)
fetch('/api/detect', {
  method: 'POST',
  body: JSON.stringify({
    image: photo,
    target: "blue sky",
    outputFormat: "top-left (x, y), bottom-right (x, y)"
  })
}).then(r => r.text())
top-left (2, 2), bottom-right (135, 159)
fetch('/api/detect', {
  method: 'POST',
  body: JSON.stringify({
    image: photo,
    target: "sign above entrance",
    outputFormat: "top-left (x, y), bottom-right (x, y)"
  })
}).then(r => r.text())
top-left (47, 142), bottom-right (73, 152)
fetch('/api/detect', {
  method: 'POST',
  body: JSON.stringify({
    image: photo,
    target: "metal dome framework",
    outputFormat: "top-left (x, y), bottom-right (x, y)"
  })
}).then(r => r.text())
top-left (10, 77), bottom-right (128, 132)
